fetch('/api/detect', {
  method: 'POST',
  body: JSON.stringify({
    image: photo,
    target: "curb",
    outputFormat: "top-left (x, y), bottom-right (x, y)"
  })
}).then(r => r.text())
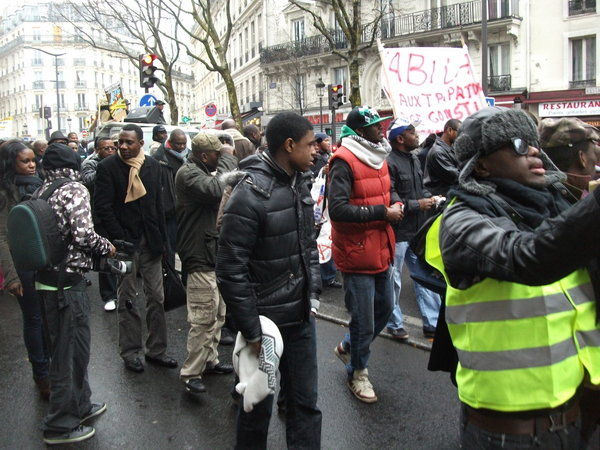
top-left (315, 311), bottom-right (432, 352)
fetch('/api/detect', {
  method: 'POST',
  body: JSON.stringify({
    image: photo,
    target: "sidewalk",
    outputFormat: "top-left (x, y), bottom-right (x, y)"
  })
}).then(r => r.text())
top-left (317, 266), bottom-right (434, 352)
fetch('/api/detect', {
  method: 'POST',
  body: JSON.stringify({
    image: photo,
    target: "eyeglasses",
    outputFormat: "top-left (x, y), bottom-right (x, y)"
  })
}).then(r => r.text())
top-left (510, 138), bottom-right (539, 156)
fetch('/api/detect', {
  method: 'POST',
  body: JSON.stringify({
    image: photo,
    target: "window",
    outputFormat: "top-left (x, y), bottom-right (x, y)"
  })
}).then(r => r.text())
top-left (571, 36), bottom-right (596, 86)
top-left (35, 94), bottom-right (43, 108)
top-left (77, 93), bottom-right (86, 107)
top-left (59, 94), bottom-right (65, 108)
top-left (292, 19), bottom-right (305, 42)
top-left (489, 43), bottom-right (510, 76)
top-left (488, 43), bottom-right (511, 91)
top-left (79, 117), bottom-right (86, 130)
top-left (487, 0), bottom-right (511, 19)
top-left (568, 0), bottom-right (596, 16)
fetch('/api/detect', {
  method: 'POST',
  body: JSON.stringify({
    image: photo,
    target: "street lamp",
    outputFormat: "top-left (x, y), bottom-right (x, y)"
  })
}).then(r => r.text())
top-left (315, 78), bottom-right (326, 132)
top-left (25, 46), bottom-right (66, 132)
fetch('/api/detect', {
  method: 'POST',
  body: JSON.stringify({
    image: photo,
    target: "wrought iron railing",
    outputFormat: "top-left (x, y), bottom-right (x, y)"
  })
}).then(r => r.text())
top-left (32, 81), bottom-right (44, 89)
top-left (570, 79), bottom-right (596, 89)
top-left (568, 0), bottom-right (596, 15)
top-left (261, 0), bottom-right (520, 64)
top-left (488, 74), bottom-right (511, 91)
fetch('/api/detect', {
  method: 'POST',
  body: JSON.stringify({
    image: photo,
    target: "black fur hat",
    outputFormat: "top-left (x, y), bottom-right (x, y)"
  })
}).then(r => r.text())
top-left (453, 107), bottom-right (564, 195)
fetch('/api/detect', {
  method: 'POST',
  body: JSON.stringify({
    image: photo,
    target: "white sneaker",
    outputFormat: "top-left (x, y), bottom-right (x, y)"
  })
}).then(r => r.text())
top-left (104, 300), bottom-right (117, 312)
top-left (348, 368), bottom-right (377, 403)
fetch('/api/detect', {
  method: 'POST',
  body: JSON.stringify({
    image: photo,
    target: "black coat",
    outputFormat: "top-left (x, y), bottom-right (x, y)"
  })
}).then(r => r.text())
top-left (216, 153), bottom-right (321, 341)
top-left (387, 148), bottom-right (431, 242)
top-left (424, 138), bottom-right (459, 196)
top-left (152, 144), bottom-right (184, 218)
top-left (93, 153), bottom-right (167, 257)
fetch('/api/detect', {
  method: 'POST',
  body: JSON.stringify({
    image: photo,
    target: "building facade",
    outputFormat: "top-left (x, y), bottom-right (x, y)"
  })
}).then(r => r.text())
top-left (190, 0), bottom-right (599, 133)
top-left (0, 1), bottom-right (195, 141)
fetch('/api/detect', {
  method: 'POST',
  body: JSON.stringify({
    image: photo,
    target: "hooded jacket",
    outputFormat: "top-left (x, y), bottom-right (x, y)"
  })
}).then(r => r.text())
top-left (225, 128), bottom-right (256, 163)
top-left (153, 143), bottom-right (185, 218)
top-left (216, 153), bottom-right (321, 341)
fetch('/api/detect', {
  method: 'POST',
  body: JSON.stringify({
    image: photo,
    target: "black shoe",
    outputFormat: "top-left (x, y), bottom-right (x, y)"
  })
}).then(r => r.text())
top-left (85, 277), bottom-right (92, 287)
top-left (387, 327), bottom-right (409, 340)
top-left (219, 330), bottom-right (235, 346)
top-left (124, 357), bottom-right (144, 373)
top-left (80, 403), bottom-right (107, 424)
top-left (145, 354), bottom-right (178, 368)
top-left (43, 425), bottom-right (95, 445)
top-left (204, 361), bottom-right (234, 375)
top-left (423, 327), bottom-right (436, 339)
top-left (326, 279), bottom-right (343, 289)
top-left (185, 378), bottom-right (206, 394)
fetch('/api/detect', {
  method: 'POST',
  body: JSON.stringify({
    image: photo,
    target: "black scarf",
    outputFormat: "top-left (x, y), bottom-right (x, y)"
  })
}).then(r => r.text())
top-left (450, 178), bottom-right (571, 230)
top-left (14, 174), bottom-right (43, 201)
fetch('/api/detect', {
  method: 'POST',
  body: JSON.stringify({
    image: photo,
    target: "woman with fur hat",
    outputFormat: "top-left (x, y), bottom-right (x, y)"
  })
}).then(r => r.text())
top-left (423, 107), bottom-right (600, 448)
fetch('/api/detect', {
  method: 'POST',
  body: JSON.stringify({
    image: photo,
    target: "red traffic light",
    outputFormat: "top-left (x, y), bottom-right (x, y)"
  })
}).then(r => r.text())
top-left (331, 84), bottom-right (343, 93)
top-left (141, 53), bottom-right (157, 66)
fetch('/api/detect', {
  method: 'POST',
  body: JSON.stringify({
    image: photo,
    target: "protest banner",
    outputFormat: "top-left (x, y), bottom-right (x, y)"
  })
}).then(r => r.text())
top-left (379, 44), bottom-right (486, 136)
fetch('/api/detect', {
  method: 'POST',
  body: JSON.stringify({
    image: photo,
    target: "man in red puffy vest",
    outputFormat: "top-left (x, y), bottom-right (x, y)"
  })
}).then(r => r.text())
top-left (328, 106), bottom-right (404, 403)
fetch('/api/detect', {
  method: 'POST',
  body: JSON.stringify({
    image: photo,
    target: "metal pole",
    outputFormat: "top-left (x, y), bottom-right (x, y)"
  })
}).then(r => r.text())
top-left (55, 55), bottom-right (61, 132)
top-left (319, 97), bottom-right (323, 132)
top-left (481, 0), bottom-right (488, 96)
top-left (331, 109), bottom-right (336, 144)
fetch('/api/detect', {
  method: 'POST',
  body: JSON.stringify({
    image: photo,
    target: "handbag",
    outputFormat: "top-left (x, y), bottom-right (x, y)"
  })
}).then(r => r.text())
top-left (163, 257), bottom-right (186, 312)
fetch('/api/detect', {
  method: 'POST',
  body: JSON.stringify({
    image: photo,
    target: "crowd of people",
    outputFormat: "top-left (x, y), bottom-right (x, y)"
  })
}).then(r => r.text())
top-left (0, 105), bottom-right (599, 448)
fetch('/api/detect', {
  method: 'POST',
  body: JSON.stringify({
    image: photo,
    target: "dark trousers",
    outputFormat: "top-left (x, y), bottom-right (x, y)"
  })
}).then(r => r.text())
top-left (98, 272), bottom-right (117, 302)
top-left (16, 270), bottom-right (49, 380)
top-left (39, 280), bottom-right (92, 433)
top-left (460, 404), bottom-right (581, 449)
top-left (236, 317), bottom-right (322, 450)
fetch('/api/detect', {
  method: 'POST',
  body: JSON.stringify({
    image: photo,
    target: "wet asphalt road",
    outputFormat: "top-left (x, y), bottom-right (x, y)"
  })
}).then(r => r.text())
top-left (0, 272), bottom-right (459, 449)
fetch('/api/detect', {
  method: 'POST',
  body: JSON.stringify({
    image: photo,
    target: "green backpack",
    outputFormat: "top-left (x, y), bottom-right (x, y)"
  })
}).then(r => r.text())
top-left (7, 179), bottom-right (70, 271)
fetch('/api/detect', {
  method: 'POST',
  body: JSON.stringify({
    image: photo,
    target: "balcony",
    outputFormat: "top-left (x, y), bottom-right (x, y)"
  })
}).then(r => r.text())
top-left (32, 81), bottom-right (44, 89)
top-left (74, 58), bottom-right (86, 66)
top-left (570, 79), bottom-right (596, 89)
top-left (488, 74), bottom-right (512, 91)
top-left (56, 81), bottom-right (66, 89)
top-left (75, 105), bottom-right (89, 111)
top-left (568, 0), bottom-right (596, 15)
top-left (75, 81), bottom-right (87, 88)
top-left (261, 0), bottom-right (520, 64)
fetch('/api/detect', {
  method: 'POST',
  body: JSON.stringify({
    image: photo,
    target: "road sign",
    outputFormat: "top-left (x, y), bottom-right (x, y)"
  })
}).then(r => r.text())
top-left (485, 97), bottom-right (496, 107)
top-left (205, 103), bottom-right (217, 117)
top-left (181, 116), bottom-right (191, 123)
top-left (140, 94), bottom-right (158, 107)
top-left (81, 129), bottom-right (89, 138)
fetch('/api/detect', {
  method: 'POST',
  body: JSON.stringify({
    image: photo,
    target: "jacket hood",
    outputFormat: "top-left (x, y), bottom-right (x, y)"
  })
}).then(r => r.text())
top-left (225, 128), bottom-right (251, 143)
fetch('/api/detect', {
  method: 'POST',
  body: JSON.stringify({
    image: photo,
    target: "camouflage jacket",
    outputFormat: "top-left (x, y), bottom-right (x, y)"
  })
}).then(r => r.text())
top-left (40, 168), bottom-right (112, 274)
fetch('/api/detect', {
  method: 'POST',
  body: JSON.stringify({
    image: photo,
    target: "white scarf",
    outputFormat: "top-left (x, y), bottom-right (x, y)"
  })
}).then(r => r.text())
top-left (341, 135), bottom-right (391, 169)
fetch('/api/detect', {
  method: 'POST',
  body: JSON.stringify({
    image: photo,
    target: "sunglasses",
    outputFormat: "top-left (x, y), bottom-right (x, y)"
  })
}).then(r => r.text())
top-left (510, 138), bottom-right (540, 156)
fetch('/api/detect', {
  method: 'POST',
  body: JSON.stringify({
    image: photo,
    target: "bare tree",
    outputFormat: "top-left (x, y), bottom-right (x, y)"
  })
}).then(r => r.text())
top-left (288, 0), bottom-right (383, 107)
top-left (63, 0), bottom-right (183, 124)
top-left (159, 0), bottom-right (242, 129)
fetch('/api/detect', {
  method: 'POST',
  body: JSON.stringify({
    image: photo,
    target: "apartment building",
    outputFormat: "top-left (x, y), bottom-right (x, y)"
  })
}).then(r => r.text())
top-left (0, 1), bottom-right (195, 140)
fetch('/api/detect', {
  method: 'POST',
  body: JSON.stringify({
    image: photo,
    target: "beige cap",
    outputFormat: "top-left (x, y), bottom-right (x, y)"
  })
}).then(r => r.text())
top-left (539, 117), bottom-right (600, 149)
top-left (192, 132), bottom-right (222, 153)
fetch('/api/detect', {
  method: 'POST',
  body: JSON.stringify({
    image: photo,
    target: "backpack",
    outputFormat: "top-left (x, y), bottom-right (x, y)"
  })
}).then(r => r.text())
top-left (7, 179), bottom-right (71, 272)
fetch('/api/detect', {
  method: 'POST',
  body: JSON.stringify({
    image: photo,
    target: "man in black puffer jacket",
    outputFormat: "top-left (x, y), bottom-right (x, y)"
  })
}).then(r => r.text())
top-left (216, 112), bottom-right (322, 449)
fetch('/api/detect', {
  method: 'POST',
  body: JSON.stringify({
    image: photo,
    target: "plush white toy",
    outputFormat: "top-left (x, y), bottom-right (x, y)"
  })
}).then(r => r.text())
top-left (232, 315), bottom-right (284, 413)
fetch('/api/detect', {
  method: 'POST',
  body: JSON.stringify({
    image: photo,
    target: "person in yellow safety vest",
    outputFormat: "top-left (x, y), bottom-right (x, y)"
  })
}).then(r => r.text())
top-left (424, 107), bottom-right (600, 449)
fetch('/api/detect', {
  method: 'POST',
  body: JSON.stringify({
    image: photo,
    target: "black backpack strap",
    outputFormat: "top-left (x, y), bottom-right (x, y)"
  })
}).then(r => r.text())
top-left (37, 178), bottom-right (71, 201)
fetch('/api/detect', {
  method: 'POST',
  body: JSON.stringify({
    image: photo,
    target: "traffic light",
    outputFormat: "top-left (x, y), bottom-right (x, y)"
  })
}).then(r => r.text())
top-left (328, 84), bottom-right (344, 110)
top-left (43, 106), bottom-right (51, 119)
top-left (139, 53), bottom-right (159, 89)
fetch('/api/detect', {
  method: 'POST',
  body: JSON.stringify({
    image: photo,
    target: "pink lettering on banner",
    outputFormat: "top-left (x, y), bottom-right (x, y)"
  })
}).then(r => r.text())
top-left (381, 46), bottom-right (486, 136)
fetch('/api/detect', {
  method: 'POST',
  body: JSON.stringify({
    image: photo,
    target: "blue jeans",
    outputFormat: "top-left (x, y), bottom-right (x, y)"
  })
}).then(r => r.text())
top-left (16, 270), bottom-right (49, 380)
top-left (341, 269), bottom-right (394, 375)
top-left (236, 317), bottom-right (321, 449)
top-left (387, 241), bottom-right (441, 331)
top-left (320, 259), bottom-right (337, 284)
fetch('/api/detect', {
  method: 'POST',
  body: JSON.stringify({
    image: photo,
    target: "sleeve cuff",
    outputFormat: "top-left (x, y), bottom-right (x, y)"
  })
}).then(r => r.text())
top-left (372, 204), bottom-right (386, 220)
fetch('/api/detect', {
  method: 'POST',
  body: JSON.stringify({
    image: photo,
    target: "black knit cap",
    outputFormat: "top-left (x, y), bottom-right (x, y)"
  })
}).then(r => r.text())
top-left (42, 143), bottom-right (81, 171)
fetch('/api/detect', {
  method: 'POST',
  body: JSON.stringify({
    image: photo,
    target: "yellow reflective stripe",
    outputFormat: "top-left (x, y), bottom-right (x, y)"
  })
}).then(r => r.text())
top-left (446, 292), bottom-right (574, 324)
top-left (456, 337), bottom-right (577, 371)
top-left (576, 329), bottom-right (600, 349)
